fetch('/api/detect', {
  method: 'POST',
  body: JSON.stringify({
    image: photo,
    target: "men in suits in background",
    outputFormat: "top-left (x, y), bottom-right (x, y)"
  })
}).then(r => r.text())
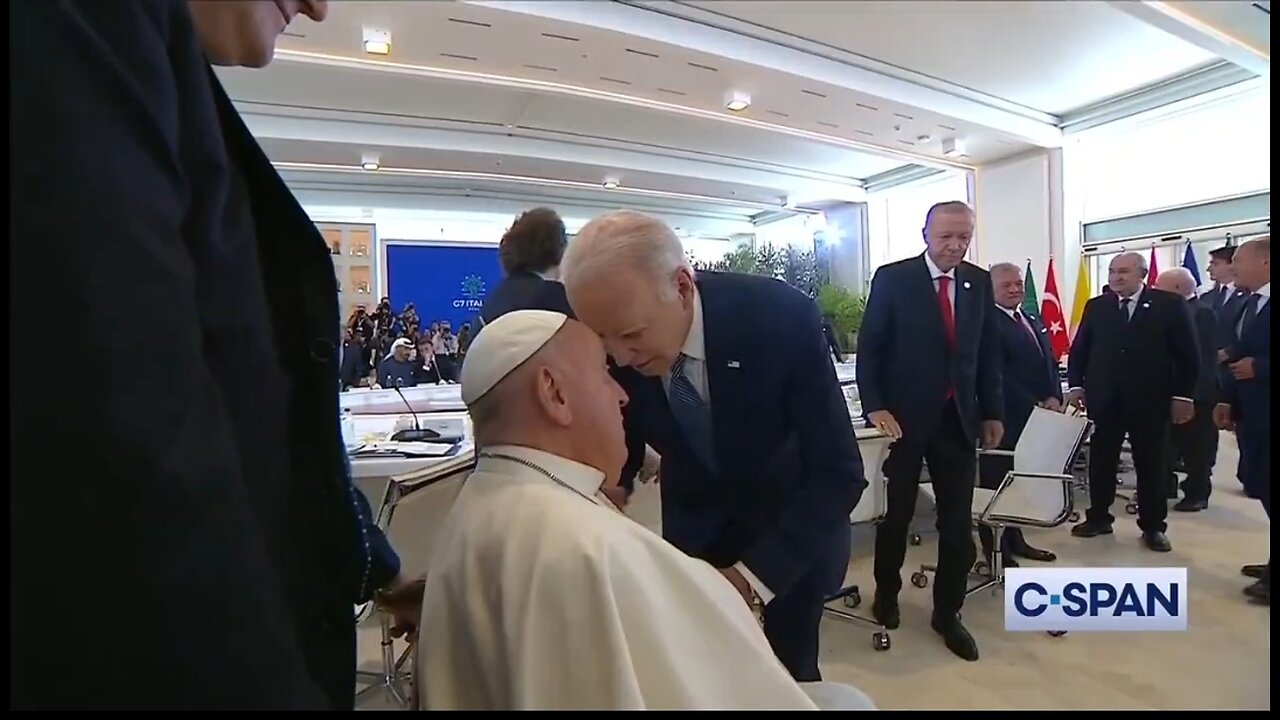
top-left (12, 0), bottom-right (417, 710)
top-left (1201, 244), bottom-right (1248, 323)
top-left (1067, 252), bottom-right (1199, 552)
top-left (1155, 268), bottom-right (1221, 512)
top-left (561, 211), bottom-right (867, 682)
top-left (857, 201), bottom-right (1004, 662)
top-left (979, 263), bottom-right (1060, 565)
top-left (481, 207), bottom-right (574, 323)
top-left (1213, 237), bottom-right (1271, 605)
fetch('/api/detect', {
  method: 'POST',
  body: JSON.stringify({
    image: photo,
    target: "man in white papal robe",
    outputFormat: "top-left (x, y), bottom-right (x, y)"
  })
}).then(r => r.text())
top-left (417, 310), bottom-right (874, 711)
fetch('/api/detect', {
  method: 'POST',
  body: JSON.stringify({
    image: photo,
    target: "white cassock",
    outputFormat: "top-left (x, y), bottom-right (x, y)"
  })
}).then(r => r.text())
top-left (418, 444), bottom-right (872, 710)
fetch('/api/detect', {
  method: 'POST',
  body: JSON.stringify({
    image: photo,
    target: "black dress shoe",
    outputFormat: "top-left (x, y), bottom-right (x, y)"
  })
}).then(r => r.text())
top-left (1241, 564), bottom-right (1268, 579)
top-left (1142, 531), bottom-right (1172, 552)
top-left (871, 597), bottom-right (900, 630)
top-left (1071, 521), bottom-right (1114, 538)
top-left (1010, 540), bottom-right (1057, 562)
top-left (1243, 579), bottom-right (1270, 605)
top-left (1173, 498), bottom-right (1208, 512)
top-left (931, 613), bottom-right (979, 662)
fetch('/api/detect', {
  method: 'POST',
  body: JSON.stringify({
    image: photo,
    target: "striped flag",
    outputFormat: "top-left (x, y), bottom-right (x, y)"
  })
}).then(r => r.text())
top-left (1181, 242), bottom-right (1202, 286)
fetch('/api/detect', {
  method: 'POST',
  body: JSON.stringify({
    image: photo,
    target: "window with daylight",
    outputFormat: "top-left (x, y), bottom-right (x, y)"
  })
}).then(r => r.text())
top-left (866, 171), bottom-right (971, 274)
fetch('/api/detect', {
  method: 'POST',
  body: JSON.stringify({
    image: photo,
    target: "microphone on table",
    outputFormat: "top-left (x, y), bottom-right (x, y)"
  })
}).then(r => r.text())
top-left (390, 378), bottom-right (440, 443)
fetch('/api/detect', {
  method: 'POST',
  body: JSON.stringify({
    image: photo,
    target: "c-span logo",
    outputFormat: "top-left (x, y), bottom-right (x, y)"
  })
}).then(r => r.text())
top-left (1005, 567), bottom-right (1187, 632)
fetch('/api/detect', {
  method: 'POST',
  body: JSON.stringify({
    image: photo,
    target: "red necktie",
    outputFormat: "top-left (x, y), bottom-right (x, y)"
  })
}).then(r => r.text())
top-left (937, 276), bottom-right (955, 400)
top-left (1014, 310), bottom-right (1041, 352)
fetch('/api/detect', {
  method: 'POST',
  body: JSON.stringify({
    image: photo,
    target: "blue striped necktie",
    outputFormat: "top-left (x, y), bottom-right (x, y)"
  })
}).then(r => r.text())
top-left (668, 353), bottom-right (717, 472)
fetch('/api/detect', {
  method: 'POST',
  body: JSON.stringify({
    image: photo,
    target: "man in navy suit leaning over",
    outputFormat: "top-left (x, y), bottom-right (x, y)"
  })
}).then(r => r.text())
top-left (561, 210), bottom-right (866, 682)
top-left (857, 201), bottom-right (1004, 662)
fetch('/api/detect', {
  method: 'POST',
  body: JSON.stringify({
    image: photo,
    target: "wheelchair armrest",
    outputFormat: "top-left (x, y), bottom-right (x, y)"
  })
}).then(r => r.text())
top-left (977, 449), bottom-right (1016, 458)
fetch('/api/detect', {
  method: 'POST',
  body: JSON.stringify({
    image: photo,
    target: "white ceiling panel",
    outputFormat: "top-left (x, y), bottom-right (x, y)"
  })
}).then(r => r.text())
top-left (676, 1), bottom-right (1218, 115)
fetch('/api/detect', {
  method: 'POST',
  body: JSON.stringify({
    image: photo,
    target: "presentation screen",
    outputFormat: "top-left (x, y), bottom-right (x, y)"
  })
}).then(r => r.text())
top-left (385, 242), bottom-right (503, 329)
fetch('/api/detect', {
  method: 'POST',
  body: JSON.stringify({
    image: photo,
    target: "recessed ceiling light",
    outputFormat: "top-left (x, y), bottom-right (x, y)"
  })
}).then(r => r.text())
top-left (724, 90), bottom-right (751, 112)
top-left (360, 152), bottom-right (380, 171)
top-left (602, 179), bottom-right (620, 189)
top-left (916, 134), bottom-right (932, 143)
top-left (363, 27), bottom-right (391, 56)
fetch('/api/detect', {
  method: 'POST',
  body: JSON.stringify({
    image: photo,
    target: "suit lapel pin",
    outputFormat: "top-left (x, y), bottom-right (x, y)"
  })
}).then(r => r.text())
top-left (1142, 301), bottom-right (1151, 309)
top-left (726, 360), bottom-right (741, 369)
top-left (963, 281), bottom-right (971, 289)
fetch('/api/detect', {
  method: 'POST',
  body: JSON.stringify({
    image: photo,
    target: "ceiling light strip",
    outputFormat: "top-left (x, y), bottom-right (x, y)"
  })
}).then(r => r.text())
top-left (273, 49), bottom-right (973, 171)
top-left (272, 161), bottom-right (820, 213)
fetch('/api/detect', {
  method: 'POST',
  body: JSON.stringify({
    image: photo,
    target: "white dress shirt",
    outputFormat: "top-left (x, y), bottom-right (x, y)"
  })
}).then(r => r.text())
top-left (923, 252), bottom-right (956, 305)
top-left (662, 289), bottom-right (774, 605)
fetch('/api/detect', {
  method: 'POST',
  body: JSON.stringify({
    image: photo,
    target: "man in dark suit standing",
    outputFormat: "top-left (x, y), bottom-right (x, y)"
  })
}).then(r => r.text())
top-left (857, 201), bottom-right (1004, 662)
top-left (1213, 237), bottom-right (1271, 605)
top-left (1155, 268), bottom-right (1221, 511)
top-left (979, 263), bottom-right (1060, 565)
top-left (480, 207), bottom-right (575, 323)
top-left (1067, 252), bottom-right (1199, 552)
top-left (1201, 244), bottom-right (1248, 323)
top-left (11, 0), bottom-right (414, 710)
top-left (561, 211), bottom-right (866, 682)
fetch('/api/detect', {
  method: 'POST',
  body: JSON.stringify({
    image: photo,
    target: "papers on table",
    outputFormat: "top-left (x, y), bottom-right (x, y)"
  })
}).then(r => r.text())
top-left (349, 441), bottom-right (459, 458)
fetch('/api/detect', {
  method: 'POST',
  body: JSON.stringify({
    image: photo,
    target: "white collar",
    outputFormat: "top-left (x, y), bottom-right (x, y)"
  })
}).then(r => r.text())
top-left (680, 287), bottom-right (706, 362)
top-left (1118, 285), bottom-right (1144, 303)
top-left (923, 252), bottom-right (955, 280)
top-left (1253, 282), bottom-right (1271, 299)
top-left (996, 304), bottom-right (1025, 319)
top-left (477, 445), bottom-right (606, 501)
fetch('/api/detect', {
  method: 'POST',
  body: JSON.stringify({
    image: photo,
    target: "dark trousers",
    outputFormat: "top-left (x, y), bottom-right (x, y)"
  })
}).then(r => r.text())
top-left (874, 403), bottom-right (976, 617)
top-left (1167, 401), bottom-right (1216, 502)
top-left (1087, 400), bottom-right (1170, 533)
top-left (665, 507), bottom-right (850, 683)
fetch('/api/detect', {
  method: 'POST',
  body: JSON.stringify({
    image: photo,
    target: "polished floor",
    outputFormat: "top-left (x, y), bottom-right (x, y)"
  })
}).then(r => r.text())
top-left (357, 432), bottom-right (1270, 710)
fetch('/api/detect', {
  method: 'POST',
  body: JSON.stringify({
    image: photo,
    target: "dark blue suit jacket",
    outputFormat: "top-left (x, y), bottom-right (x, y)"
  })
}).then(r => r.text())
top-left (1221, 297), bottom-right (1270, 496)
top-left (615, 272), bottom-right (866, 597)
top-left (993, 306), bottom-right (1062, 444)
top-left (11, 0), bottom-right (393, 709)
top-left (480, 270), bottom-right (574, 324)
top-left (857, 255), bottom-right (1004, 441)
top-left (1201, 285), bottom-right (1250, 352)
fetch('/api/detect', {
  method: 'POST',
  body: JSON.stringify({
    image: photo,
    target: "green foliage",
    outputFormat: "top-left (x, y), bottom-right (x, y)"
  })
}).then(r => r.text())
top-left (817, 284), bottom-right (866, 340)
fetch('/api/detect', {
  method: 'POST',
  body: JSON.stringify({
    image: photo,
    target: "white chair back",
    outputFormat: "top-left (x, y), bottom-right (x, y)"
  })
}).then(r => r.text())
top-left (987, 409), bottom-right (1089, 526)
top-left (382, 454), bottom-right (474, 579)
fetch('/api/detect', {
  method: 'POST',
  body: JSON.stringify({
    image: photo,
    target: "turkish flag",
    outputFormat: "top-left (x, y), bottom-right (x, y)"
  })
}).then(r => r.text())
top-left (1040, 258), bottom-right (1070, 359)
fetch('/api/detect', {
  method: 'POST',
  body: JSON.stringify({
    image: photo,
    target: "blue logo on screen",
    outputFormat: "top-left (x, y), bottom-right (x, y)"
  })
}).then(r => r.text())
top-left (453, 275), bottom-right (486, 309)
top-left (1005, 568), bottom-right (1187, 632)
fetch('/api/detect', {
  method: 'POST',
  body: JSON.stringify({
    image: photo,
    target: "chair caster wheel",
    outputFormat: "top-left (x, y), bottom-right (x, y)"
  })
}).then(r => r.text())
top-left (1048, 630), bottom-right (1068, 637)
top-left (872, 632), bottom-right (891, 651)
top-left (911, 572), bottom-right (929, 588)
top-left (973, 560), bottom-right (990, 577)
top-left (843, 591), bottom-right (862, 609)
top-left (1069, 511), bottom-right (1081, 522)
top-left (1125, 503), bottom-right (1138, 515)
top-left (909, 533), bottom-right (923, 546)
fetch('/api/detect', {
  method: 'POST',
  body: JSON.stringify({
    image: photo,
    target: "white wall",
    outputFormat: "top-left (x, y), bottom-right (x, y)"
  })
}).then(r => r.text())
top-left (866, 171), bottom-right (971, 273)
top-left (973, 149), bottom-right (1067, 301)
top-left (1071, 82), bottom-right (1270, 222)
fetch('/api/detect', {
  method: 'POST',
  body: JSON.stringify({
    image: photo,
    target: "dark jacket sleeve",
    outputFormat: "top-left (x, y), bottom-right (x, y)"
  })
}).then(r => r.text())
top-left (741, 296), bottom-right (866, 595)
top-left (1166, 296), bottom-right (1200, 400)
top-left (855, 266), bottom-right (893, 416)
top-left (1067, 299), bottom-right (1095, 389)
top-left (8, 0), bottom-right (325, 709)
top-left (345, 459), bottom-right (402, 597)
top-left (976, 282), bottom-right (1004, 422)
top-left (1192, 304), bottom-right (1220, 402)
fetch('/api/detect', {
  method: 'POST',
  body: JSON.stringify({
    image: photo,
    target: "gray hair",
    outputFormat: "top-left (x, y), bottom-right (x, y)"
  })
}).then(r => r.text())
top-left (1157, 266), bottom-right (1197, 297)
top-left (1113, 251), bottom-right (1148, 276)
top-left (988, 262), bottom-right (1022, 278)
top-left (561, 210), bottom-right (692, 300)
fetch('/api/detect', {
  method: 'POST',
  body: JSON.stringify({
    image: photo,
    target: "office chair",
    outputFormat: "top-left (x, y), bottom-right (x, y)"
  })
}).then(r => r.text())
top-left (911, 408), bottom-right (1090, 599)
top-left (354, 452), bottom-right (473, 709)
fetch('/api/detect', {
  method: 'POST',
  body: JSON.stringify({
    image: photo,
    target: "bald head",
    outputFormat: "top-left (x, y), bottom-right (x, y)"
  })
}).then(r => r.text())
top-left (1233, 236), bottom-right (1270, 292)
top-left (1108, 252), bottom-right (1148, 297)
top-left (469, 319), bottom-right (629, 484)
top-left (1155, 267), bottom-right (1197, 299)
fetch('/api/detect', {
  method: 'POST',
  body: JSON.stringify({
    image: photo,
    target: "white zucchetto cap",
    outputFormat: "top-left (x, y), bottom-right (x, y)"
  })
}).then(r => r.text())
top-left (460, 310), bottom-right (568, 405)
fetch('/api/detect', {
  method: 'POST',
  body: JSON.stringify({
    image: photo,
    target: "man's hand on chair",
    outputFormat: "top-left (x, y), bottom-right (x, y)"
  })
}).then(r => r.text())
top-left (981, 420), bottom-right (1004, 449)
top-left (376, 574), bottom-right (426, 641)
top-left (718, 567), bottom-right (755, 609)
